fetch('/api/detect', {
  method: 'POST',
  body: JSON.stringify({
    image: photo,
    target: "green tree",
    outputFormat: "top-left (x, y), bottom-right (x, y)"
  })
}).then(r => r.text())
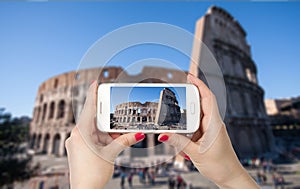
top-left (0, 108), bottom-right (38, 187)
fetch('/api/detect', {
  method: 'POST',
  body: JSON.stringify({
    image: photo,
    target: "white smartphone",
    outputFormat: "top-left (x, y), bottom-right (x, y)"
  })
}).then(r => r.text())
top-left (97, 83), bottom-right (200, 133)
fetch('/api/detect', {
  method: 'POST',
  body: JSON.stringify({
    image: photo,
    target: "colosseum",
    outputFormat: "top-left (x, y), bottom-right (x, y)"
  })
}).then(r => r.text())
top-left (111, 87), bottom-right (183, 130)
top-left (112, 101), bottom-right (159, 129)
top-left (30, 6), bottom-right (274, 159)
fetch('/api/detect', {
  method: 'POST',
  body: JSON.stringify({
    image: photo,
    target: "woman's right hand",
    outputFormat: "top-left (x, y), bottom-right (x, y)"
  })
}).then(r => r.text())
top-left (158, 74), bottom-right (259, 189)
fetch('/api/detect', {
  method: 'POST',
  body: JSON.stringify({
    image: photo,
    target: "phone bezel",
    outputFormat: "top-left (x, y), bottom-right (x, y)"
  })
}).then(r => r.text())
top-left (97, 83), bottom-right (200, 133)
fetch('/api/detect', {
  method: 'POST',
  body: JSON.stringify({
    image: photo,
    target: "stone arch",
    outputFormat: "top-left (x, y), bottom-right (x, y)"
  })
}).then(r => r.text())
top-left (35, 106), bottom-right (41, 123)
top-left (52, 133), bottom-right (61, 156)
top-left (70, 100), bottom-right (77, 124)
top-left (30, 133), bottom-right (36, 149)
top-left (250, 129), bottom-right (262, 156)
top-left (42, 133), bottom-right (50, 154)
top-left (236, 129), bottom-right (252, 158)
top-left (57, 100), bottom-right (66, 119)
top-left (48, 101), bottom-right (55, 120)
top-left (41, 103), bottom-right (47, 122)
top-left (260, 129), bottom-right (270, 152)
top-left (233, 59), bottom-right (244, 78)
top-left (36, 133), bottom-right (42, 149)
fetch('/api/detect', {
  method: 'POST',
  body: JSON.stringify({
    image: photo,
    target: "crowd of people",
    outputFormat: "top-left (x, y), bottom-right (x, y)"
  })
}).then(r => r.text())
top-left (242, 157), bottom-right (286, 188)
top-left (114, 161), bottom-right (194, 189)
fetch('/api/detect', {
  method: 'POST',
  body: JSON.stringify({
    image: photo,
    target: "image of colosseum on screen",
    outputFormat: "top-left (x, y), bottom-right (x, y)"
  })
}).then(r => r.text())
top-left (110, 87), bottom-right (187, 130)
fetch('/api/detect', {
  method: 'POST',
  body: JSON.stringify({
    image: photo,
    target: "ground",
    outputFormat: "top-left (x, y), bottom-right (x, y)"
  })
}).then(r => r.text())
top-left (12, 155), bottom-right (300, 189)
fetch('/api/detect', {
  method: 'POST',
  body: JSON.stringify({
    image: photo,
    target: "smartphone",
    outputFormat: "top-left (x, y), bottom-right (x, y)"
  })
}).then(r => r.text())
top-left (97, 83), bottom-right (200, 133)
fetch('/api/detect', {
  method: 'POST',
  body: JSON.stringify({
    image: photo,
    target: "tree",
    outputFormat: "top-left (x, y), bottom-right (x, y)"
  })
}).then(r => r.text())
top-left (0, 108), bottom-right (38, 187)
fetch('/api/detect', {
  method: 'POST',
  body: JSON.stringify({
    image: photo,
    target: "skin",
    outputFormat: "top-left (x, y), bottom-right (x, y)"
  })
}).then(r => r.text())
top-left (65, 75), bottom-right (259, 189)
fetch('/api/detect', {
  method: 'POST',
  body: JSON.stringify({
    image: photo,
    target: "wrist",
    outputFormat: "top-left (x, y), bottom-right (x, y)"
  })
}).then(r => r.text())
top-left (70, 164), bottom-right (113, 189)
top-left (217, 167), bottom-right (259, 189)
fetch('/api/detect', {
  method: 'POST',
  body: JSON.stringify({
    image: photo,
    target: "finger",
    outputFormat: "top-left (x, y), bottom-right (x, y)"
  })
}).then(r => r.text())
top-left (77, 81), bottom-right (98, 125)
top-left (100, 133), bottom-right (145, 162)
top-left (85, 80), bottom-right (98, 108)
top-left (157, 133), bottom-right (198, 157)
top-left (190, 128), bottom-right (204, 142)
top-left (187, 73), bottom-right (212, 99)
top-left (109, 133), bottom-right (122, 139)
top-left (177, 151), bottom-right (191, 161)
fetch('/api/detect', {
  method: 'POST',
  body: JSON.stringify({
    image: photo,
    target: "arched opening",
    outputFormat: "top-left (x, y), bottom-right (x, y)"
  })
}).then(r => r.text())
top-left (30, 133), bottom-right (36, 149)
top-left (236, 130), bottom-right (252, 158)
top-left (41, 103), bottom-right (47, 122)
top-left (42, 134), bottom-right (50, 154)
top-left (57, 100), bottom-right (65, 119)
top-left (36, 134), bottom-right (42, 149)
top-left (71, 100), bottom-right (77, 124)
top-left (35, 106), bottom-right (41, 123)
top-left (48, 101), bottom-right (55, 120)
top-left (52, 134), bottom-right (61, 156)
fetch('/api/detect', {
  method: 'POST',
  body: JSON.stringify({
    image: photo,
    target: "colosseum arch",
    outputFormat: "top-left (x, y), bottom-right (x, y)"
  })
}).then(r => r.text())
top-left (36, 133), bottom-right (42, 150)
top-left (48, 101), bottom-right (55, 120)
top-left (42, 133), bottom-right (50, 154)
top-left (30, 133), bottom-right (36, 149)
top-left (35, 106), bottom-right (41, 123)
top-left (41, 103), bottom-right (47, 122)
top-left (236, 129), bottom-right (252, 158)
top-left (57, 100), bottom-right (65, 119)
top-left (52, 133), bottom-right (61, 156)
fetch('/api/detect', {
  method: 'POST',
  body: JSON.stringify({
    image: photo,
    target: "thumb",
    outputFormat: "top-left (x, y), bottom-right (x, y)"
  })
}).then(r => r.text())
top-left (100, 133), bottom-right (145, 163)
top-left (158, 133), bottom-right (198, 157)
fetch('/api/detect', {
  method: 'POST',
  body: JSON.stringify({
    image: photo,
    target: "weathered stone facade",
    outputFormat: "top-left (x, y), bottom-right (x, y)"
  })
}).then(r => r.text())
top-left (190, 6), bottom-right (274, 158)
top-left (113, 101), bottom-right (158, 128)
top-left (30, 67), bottom-right (186, 157)
top-left (155, 88), bottom-right (181, 126)
top-left (265, 97), bottom-right (300, 152)
top-left (30, 6), bottom-right (274, 159)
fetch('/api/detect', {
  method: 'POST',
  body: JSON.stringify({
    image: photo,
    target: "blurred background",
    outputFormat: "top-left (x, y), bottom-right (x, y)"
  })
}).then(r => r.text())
top-left (0, 2), bottom-right (299, 189)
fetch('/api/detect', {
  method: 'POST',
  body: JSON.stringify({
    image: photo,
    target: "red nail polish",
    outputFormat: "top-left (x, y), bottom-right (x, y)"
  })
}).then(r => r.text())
top-left (158, 135), bottom-right (169, 142)
top-left (135, 133), bottom-right (145, 141)
top-left (90, 80), bottom-right (95, 85)
top-left (184, 155), bottom-right (191, 161)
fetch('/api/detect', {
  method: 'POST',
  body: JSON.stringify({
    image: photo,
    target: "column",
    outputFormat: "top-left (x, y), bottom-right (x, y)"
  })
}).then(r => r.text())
top-left (147, 134), bottom-right (155, 157)
top-left (59, 133), bottom-right (66, 156)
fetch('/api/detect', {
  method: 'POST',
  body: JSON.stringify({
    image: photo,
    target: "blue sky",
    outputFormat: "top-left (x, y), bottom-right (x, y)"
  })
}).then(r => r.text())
top-left (0, 2), bottom-right (299, 117)
top-left (110, 87), bottom-right (186, 113)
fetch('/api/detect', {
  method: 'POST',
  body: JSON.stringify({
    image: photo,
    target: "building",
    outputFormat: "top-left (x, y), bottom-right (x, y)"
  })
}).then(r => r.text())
top-left (265, 97), bottom-right (300, 151)
top-left (155, 88), bottom-right (182, 126)
top-left (29, 67), bottom-right (186, 157)
top-left (30, 6), bottom-right (274, 160)
top-left (112, 101), bottom-right (158, 129)
top-left (189, 6), bottom-right (274, 158)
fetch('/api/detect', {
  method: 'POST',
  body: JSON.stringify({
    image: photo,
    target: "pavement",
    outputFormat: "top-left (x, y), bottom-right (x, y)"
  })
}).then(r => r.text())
top-left (12, 155), bottom-right (300, 189)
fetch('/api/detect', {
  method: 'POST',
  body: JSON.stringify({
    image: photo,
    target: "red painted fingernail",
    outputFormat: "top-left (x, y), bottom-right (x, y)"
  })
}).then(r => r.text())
top-left (158, 135), bottom-right (169, 142)
top-left (90, 80), bottom-right (95, 85)
top-left (184, 155), bottom-right (191, 161)
top-left (135, 133), bottom-right (145, 141)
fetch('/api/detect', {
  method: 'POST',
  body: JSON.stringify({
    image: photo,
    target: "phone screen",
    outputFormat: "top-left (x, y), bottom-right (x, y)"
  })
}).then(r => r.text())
top-left (110, 86), bottom-right (187, 130)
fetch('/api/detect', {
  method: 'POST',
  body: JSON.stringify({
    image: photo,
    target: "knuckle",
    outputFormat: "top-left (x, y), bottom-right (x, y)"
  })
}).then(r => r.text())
top-left (119, 136), bottom-right (131, 147)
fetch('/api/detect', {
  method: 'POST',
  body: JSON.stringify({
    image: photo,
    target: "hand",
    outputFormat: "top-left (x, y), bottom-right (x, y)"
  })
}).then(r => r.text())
top-left (158, 74), bottom-right (259, 189)
top-left (65, 81), bottom-right (145, 189)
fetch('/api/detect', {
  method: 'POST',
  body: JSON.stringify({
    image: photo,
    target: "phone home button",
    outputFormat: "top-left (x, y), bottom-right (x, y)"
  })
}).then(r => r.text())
top-left (190, 102), bottom-right (195, 114)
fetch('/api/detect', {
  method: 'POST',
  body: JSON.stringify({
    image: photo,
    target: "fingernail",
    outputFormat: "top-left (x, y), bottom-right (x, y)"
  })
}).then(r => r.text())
top-left (90, 80), bottom-right (95, 85)
top-left (135, 133), bottom-right (145, 141)
top-left (158, 135), bottom-right (169, 142)
top-left (184, 155), bottom-right (191, 161)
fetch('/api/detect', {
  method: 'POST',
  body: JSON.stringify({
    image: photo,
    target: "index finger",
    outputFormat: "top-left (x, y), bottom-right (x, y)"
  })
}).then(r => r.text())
top-left (187, 73), bottom-right (212, 99)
